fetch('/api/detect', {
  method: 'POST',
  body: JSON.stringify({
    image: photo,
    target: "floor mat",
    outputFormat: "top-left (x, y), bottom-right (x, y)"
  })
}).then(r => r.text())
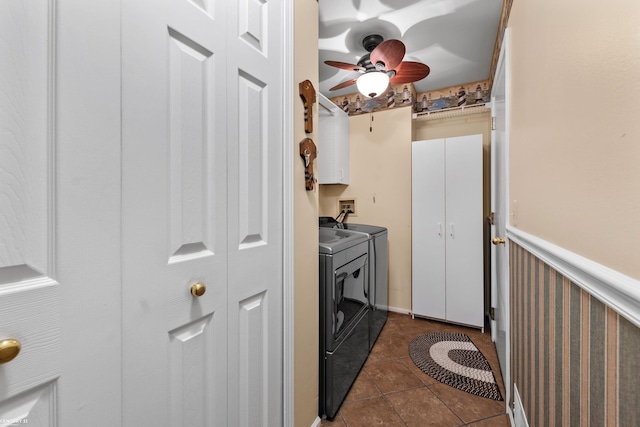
top-left (409, 332), bottom-right (503, 401)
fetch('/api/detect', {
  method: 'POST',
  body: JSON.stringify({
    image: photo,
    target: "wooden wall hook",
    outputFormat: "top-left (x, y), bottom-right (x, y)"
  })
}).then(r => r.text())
top-left (299, 80), bottom-right (317, 134)
top-left (299, 138), bottom-right (317, 191)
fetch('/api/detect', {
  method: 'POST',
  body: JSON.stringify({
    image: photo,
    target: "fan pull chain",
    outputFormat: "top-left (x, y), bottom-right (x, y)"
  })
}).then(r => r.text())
top-left (370, 113), bottom-right (374, 132)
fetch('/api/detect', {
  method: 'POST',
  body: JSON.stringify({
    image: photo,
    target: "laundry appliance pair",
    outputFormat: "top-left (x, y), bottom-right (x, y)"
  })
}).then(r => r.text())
top-left (318, 220), bottom-right (388, 420)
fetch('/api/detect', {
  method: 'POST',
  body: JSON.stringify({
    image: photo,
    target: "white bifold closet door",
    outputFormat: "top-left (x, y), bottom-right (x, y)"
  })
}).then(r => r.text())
top-left (121, 0), bottom-right (285, 426)
top-left (412, 135), bottom-right (483, 328)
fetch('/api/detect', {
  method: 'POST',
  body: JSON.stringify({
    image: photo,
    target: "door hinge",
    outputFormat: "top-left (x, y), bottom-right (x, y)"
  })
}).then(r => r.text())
top-left (487, 212), bottom-right (495, 225)
top-left (491, 116), bottom-right (496, 130)
top-left (490, 307), bottom-right (496, 321)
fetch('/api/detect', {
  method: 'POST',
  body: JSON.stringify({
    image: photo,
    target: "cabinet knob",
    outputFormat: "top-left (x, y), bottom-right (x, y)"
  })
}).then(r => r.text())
top-left (190, 283), bottom-right (206, 297)
top-left (0, 338), bottom-right (21, 364)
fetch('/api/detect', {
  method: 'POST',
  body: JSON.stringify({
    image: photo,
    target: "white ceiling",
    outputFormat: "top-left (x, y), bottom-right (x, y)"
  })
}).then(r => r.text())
top-left (318, 0), bottom-right (504, 98)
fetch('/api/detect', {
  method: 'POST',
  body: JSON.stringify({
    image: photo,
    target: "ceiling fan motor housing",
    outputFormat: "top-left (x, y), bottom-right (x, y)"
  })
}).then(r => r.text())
top-left (362, 34), bottom-right (383, 52)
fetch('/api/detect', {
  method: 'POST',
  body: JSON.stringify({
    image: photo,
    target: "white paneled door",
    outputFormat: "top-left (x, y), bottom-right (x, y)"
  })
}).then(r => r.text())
top-left (490, 28), bottom-right (511, 406)
top-left (2, 0), bottom-right (125, 424)
top-left (122, 0), bottom-right (284, 426)
top-left (0, 1), bottom-right (61, 424)
top-left (1, 0), bottom-right (286, 425)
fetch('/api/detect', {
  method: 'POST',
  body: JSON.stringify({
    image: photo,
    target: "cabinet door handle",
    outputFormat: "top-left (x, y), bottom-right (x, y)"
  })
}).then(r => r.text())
top-left (450, 223), bottom-right (455, 238)
top-left (438, 222), bottom-right (443, 237)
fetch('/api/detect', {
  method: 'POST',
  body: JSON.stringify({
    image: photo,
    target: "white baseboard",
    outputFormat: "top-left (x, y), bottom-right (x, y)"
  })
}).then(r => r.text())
top-left (512, 384), bottom-right (529, 427)
top-left (310, 416), bottom-right (322, 427)
top-left (388, 305), bottom-right (412, 315)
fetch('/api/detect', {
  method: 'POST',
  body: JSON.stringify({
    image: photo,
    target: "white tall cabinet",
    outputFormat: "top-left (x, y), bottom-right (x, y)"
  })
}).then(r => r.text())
top-left (412, 134), bottom-right (484, 328)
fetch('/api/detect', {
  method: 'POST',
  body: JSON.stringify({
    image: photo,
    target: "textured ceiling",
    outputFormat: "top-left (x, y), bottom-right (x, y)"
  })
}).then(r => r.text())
top-left (318, 0), bottom-right (504, 98)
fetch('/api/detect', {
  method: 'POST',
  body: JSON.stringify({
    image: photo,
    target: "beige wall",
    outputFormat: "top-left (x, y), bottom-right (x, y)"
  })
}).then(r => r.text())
top-left (319, 109), bottom-right (491, 312)
top-left (293, 0), bottom-right (319, 425)
top-left (509, 0), bottom-right (640, 279)
top-left (319, 107), bottom-right (413, 311)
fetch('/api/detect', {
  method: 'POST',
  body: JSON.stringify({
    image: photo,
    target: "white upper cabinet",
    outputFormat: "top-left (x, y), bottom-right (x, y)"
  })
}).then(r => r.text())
top-left (318, 93), bottom-right (349, 185)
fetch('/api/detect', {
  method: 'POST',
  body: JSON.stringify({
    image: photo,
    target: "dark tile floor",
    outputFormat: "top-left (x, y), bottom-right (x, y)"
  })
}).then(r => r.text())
top-left (321, 311), bottom-right (510, 427)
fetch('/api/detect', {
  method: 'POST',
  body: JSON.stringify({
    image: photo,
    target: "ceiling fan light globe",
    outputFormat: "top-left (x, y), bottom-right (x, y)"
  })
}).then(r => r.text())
top-left (356, 72), bottom-right (390, 98)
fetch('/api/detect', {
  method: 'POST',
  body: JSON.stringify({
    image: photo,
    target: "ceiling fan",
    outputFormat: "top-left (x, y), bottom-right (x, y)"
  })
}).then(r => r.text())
top-left (324, 34), bottom-right (430, 99)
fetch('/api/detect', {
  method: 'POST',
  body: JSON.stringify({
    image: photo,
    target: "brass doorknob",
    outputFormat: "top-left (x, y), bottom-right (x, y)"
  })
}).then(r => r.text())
top-left (491, 237), bottom-right (506, 246)
top-left (190, 283), bottom-right (206, 297)
top-left (0, 338), bottom-right (21, 364)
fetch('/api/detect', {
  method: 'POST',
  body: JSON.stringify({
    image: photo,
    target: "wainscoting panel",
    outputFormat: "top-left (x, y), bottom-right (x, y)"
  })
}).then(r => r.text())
top-left (510, 242), bottom-right (640, 426)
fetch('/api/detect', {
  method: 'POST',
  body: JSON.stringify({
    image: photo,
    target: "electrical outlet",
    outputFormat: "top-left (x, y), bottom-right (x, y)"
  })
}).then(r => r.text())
top-left (337, 198), bottom-right (356, 216)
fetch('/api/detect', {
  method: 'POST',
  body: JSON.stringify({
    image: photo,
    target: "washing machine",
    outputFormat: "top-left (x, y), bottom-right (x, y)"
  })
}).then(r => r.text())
top-left (319, 218), bottom-right (388, 349)
top-left (319, 227), bottom-right (370, 420)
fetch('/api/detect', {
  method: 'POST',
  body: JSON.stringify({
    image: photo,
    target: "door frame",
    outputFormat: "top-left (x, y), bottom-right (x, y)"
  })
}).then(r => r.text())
top-left (282, 1), bottom-right (295, 426)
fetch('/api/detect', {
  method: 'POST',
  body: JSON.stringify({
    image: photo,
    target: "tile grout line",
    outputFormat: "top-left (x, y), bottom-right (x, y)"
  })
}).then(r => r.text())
top-left (424, 382), bottom-right (467, 426)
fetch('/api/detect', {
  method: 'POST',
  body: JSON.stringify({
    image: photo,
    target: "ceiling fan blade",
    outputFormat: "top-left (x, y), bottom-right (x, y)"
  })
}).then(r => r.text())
top-left (329, 79), bottom-right (358, 91)
top-left (389, 61), bottom-right (431, 84)
top-left (370, 40), bottom-right (406, 71)
top-left (324, 60), bottom-right (365, 72)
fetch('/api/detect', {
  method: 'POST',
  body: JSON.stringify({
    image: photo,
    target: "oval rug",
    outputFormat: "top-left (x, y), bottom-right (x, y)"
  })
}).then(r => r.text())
top-left (409, 332), bottom-right (503, 401)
